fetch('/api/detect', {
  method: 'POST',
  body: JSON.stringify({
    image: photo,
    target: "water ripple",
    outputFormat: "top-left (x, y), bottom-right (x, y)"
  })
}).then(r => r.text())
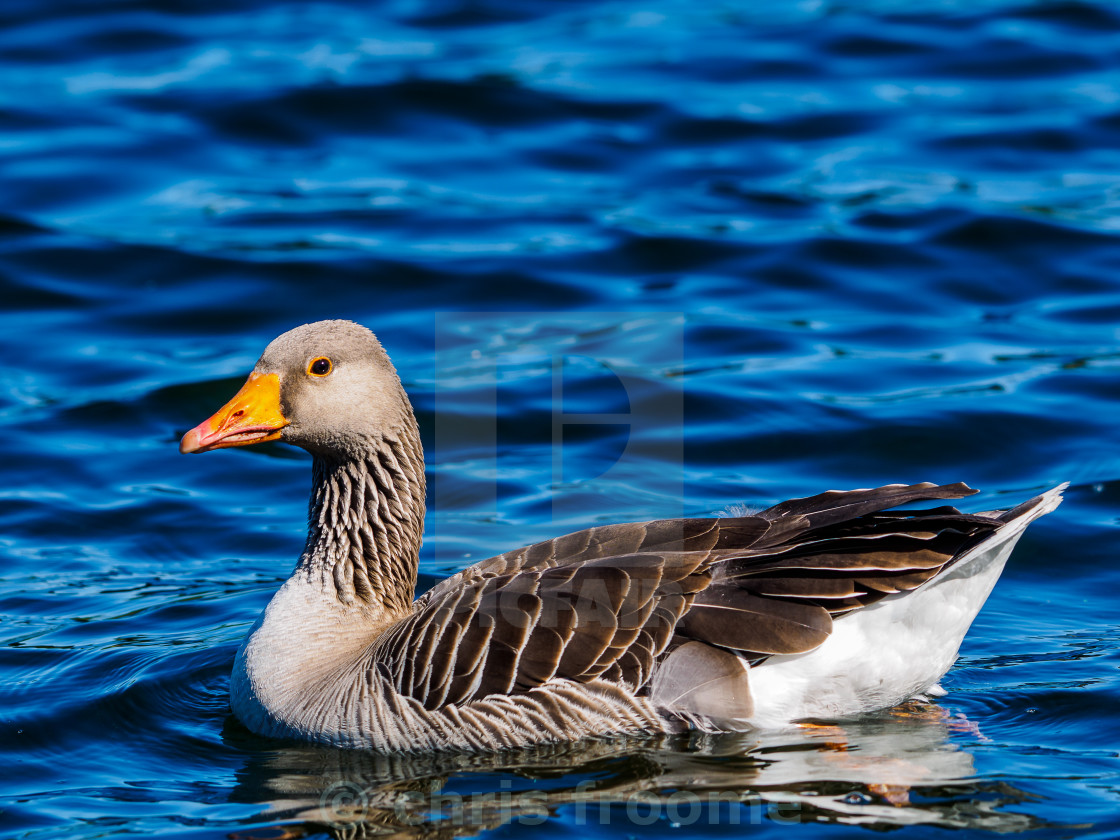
top-left (3, 0), bottom-right (1120, 837)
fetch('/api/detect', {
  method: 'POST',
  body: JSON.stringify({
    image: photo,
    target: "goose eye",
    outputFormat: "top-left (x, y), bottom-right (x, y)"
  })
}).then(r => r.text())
top-left (308, 357), bottom-right (333, 377)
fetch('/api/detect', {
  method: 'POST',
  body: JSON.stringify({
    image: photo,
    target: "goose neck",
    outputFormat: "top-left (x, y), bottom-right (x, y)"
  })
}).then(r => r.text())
top-left (297, 432), bottom-right (425, 615)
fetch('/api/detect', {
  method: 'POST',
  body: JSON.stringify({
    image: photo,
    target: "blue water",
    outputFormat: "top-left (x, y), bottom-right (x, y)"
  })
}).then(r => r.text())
top-left (3, 0), bottom-right (1120, 836)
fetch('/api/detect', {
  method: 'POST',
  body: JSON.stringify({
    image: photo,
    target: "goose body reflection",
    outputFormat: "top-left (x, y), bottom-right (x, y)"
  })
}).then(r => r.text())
top-left (182, 320), bottom-right (1063, 751)
top-left (232, 708), bottom-right (1041, 836)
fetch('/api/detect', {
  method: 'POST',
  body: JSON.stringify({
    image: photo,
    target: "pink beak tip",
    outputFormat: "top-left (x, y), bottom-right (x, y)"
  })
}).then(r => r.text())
top-left (179, 426), bottom-right (207, 454)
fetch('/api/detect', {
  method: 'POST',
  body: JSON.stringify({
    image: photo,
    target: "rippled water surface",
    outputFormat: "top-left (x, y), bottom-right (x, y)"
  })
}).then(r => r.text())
top-left (3, 0), bottom-right (1120, 837)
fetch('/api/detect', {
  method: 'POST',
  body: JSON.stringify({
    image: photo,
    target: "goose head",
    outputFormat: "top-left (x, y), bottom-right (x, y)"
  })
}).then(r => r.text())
top-left (180, 320), bottom-right (415, 460)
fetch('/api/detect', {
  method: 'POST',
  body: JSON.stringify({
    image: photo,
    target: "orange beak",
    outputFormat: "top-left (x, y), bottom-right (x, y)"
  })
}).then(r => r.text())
top-left (179, 373), bottom-right (289, 454)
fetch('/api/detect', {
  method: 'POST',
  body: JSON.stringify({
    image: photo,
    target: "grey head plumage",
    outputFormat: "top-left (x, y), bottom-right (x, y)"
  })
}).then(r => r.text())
top-left (257, 320), bottom-right (418, 460)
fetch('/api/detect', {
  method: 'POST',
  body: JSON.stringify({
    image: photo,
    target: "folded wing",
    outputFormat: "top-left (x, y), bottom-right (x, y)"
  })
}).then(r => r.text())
top-left (373, 482), bottom-right (1014, 711)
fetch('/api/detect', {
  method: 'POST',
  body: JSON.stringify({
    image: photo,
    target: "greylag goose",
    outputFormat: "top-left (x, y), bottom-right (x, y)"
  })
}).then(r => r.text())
top-left (180, 320), bottom-right (1063, 751)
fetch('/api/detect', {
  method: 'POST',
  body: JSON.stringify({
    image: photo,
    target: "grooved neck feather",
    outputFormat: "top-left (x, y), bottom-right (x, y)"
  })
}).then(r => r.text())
top-left (298, 428), bottom-right (426, 615)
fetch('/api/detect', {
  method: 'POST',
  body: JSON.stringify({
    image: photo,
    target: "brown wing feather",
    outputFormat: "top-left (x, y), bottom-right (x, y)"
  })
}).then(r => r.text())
top-left (758, 482), bottom-right (977, 538)
top-left (413, 516), bottom-right (772, 609)
top-left (374, 550), bottom-right (712, 709)
top-left (373, 482), bottom-right (1017, 708)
